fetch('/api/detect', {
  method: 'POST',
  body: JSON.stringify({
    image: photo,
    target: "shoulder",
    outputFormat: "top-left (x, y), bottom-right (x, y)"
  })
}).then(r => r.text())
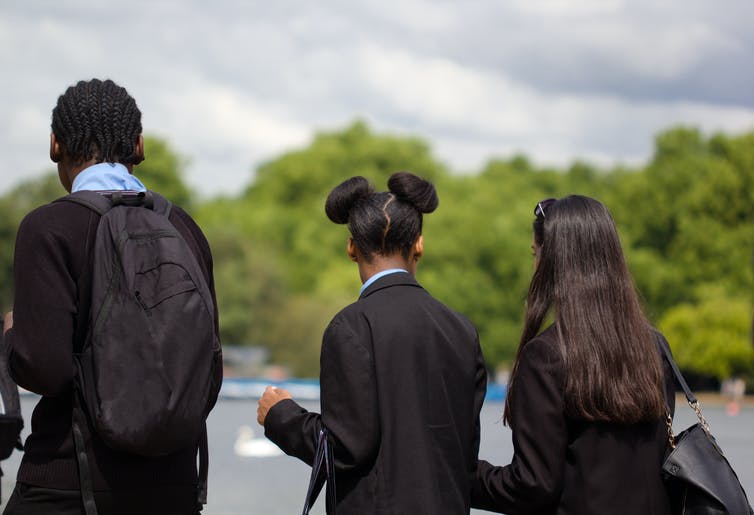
top-left (21, 197), bottom-right (89, 223)
top-left (650, 327), bottom-right (671, 353)
top-left (167, 204), bottom-right (213, 257)
top-left (445, 304), bottom-right (478, 336)
top-left (519, 326), bottom-right (563, 369)
top-left (167, 204), bottom-right (202, 234)
top-left (325, 302), bottom-right (364, 335)
top-left (321, 306), bottom-right (373, 360)
top-left (17, 198), bottom-right (94, 241)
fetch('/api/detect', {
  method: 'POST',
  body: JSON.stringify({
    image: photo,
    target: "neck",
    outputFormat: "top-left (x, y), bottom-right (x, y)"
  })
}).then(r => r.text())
top-left (358, 254), bottom-right (414, 284)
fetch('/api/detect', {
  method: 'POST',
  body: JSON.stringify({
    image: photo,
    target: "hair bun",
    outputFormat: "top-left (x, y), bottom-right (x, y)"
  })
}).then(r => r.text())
top-left (387, 171), bottom-right (438, 213)
top-left (325, 176), bottom-right (373, 224)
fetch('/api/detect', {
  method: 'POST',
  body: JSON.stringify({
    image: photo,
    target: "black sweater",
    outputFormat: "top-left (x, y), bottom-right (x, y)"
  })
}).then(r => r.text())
top-left (4, 197), bottom-right (220, 490)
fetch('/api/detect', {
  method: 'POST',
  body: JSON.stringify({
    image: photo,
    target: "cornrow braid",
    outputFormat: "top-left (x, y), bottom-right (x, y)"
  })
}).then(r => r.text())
top-left (51, 78), bottom-right (142, 165)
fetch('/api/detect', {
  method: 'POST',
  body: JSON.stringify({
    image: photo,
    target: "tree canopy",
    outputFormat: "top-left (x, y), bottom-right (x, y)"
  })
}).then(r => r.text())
top-left (1, 122), bottom-right (752, 384)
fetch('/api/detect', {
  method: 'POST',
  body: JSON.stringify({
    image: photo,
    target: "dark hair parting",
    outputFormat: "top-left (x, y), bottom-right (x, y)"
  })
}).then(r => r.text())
top-left (325, 171), bottom-right (438, 261)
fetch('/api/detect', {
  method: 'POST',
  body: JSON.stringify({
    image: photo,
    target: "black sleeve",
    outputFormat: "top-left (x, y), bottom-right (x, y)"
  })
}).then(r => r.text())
top-left (5, 210), bottom-right (78, 396)
top-left (471, 338), bottom-right (567, 513)
top-left (264, 398), bottom-right (322, 465)
top-left (265, 314), bottom-right (381, 473)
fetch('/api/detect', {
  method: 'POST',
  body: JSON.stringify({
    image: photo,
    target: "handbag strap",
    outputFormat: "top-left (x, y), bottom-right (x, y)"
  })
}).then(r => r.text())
top-left (658, 338), bottom-right (712, 436)
top-left (302, 428), bottom-right (337, 515)
top-left (658, 340), bottom-right (696, 405)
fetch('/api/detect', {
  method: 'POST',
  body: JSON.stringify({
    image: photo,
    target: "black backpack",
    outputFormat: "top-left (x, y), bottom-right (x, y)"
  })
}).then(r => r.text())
top-left (59, 190), bottom-right (222, 515)
top-left (0, 324), bottom-right (24, 502)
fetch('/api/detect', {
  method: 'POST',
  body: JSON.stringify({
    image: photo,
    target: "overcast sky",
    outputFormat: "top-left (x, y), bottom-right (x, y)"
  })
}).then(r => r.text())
top-left (1, 0), bottom-right (753, 197)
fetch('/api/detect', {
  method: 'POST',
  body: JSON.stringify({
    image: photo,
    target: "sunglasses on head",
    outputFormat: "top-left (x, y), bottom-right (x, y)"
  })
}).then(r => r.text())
top-left (534, 198), bottom-right (557, 219)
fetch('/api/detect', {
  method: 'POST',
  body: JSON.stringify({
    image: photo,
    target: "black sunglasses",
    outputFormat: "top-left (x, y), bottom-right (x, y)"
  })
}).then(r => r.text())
top-left (534, 198), bottom-right (557, 219)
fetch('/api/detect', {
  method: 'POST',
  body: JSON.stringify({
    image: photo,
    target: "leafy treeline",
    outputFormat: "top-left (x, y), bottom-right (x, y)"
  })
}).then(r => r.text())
top-left (1, 122), bottom-right (752, 383)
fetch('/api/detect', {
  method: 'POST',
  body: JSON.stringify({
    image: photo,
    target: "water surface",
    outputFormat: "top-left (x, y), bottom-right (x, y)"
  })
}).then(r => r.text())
top-left (2, 397), bottom-right (752, 514)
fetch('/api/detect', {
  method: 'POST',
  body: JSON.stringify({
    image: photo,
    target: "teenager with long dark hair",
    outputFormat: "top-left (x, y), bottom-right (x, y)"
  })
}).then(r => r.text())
top-left (472, 195), bottom-right (675, 515)
top-left (257, 172), bottom-right (488, 514)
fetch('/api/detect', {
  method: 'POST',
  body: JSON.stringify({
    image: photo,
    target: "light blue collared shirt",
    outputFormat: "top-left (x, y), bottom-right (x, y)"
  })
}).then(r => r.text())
top-left (359, 268), bottom-right (409, 296)
top-left (71, 162), bottom-right (146, 193)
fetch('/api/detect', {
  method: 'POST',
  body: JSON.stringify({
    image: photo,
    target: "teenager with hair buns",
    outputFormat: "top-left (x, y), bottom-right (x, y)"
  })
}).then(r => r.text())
top-left (471, 195), bottom-right (675, 515)
top-left (258, 172), bottom-right (488, 514)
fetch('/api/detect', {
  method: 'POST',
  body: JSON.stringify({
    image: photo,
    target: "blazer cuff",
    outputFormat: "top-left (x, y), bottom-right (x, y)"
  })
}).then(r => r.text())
top-left (264, 398), bottom-right (307, 444)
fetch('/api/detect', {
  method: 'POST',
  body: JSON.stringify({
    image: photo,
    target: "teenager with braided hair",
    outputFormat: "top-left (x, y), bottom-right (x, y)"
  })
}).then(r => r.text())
top-left (257, 172), bottom-right (488, 514)
top-left (2, 79), bottom-right (220, 515)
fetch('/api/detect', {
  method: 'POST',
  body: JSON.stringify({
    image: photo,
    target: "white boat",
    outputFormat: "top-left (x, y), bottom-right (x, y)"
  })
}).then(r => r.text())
top-left (233, 425), bottom-right (283, 458)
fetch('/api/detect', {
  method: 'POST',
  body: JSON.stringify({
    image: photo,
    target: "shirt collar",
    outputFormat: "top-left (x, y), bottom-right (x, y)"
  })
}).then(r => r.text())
top-left (359, 268), bottom-right (409, 296)
top-left (71, 162), bottom-right (146, 193)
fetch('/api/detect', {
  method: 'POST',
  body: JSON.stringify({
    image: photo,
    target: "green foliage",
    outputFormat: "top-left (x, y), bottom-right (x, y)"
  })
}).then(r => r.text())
top-left (1, 124), bottom-right (752, 381)
top-left (0, 173), bottom-right (63, 309)
top-left (660, 287), bottom-right (753, 378)
top-left (237, 120), bottom-right (447, 293)
top-left (136, 136), bottom-right (194, 209)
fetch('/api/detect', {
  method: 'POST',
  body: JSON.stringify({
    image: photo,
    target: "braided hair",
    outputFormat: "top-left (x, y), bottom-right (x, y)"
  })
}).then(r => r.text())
top-left (325, 172), bottom-right (438, 261)
top-left (51, 79), bottom-right (142, 165)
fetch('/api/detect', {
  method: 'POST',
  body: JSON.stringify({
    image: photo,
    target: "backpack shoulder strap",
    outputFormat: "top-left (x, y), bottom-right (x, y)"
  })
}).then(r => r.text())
top-left (55, 191), bottom-right (113, 216)
top-left (55, 190), bottom-right (173, 218)
top-left (148, 191), bottom-right (173, 218)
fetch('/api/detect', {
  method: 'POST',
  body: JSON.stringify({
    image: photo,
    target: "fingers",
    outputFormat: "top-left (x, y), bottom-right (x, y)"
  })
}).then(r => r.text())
top-left (256, 386), bottom-right (294, 426)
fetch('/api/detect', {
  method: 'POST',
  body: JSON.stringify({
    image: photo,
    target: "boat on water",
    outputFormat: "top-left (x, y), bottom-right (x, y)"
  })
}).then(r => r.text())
top-left (233, 425), bottom-right (283, 458)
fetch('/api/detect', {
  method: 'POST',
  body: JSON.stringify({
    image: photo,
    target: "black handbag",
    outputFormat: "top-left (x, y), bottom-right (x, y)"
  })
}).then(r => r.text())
top-left (660, 342), bottom-right (753, 515)
top-left (302, 427), bottom-right (336, 515)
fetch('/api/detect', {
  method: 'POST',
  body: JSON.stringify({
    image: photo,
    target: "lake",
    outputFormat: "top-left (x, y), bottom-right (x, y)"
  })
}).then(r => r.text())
top-left (1, 396), bottom-right (752, 514)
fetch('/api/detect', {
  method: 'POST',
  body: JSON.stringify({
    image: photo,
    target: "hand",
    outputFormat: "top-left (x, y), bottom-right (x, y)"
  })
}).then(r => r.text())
top-left (3, 311), bottom-right (13, 334)
top-left (257, 386), bottom-right (292, 426)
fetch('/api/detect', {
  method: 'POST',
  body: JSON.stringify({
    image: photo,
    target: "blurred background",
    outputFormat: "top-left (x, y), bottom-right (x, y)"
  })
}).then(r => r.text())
top-left (1, 0), bottom-right (752, 388)
top-left (2, 1), bottom-right (753, 512)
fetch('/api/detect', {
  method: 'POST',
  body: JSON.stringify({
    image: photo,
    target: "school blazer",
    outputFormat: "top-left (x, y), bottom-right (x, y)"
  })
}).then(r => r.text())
top-left (265, 272), bottom-right (488, 514)
top-left (471, 326), bottom-right (676, 515)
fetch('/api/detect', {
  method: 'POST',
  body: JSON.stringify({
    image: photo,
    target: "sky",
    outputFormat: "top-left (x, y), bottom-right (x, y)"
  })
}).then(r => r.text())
top-left (1, 0), bottom-right (753, 198)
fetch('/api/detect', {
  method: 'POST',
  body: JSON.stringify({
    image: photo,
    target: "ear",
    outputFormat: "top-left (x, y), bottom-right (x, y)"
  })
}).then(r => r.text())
top-left (413, 235), bottom-right (424, 261)
top-left (134, 134), bottom-right (145, 165)
top-left (347, 237), bottom-right (358, 262)
top-left (50, 133), bottom-right (62, 163)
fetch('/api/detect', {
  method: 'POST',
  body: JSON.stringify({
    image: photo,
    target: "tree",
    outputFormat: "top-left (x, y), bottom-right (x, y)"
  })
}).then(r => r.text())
top-left (0, 173), bottom-right (63, 309)
top-left (660, 287), bottom-right (753, 380)
top-left (137, 136), bottom-right (194, 209)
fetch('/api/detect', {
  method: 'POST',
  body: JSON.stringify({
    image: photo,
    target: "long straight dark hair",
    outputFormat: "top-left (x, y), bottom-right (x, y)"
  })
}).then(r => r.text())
top-left (504, 195), bottom-right (665, 425)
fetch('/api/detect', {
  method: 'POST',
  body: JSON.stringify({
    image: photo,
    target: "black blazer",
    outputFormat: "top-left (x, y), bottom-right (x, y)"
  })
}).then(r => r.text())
top-left (265, 272), bottom-right (488, 514)
top-left (471, 325), bottom-right (676, 515)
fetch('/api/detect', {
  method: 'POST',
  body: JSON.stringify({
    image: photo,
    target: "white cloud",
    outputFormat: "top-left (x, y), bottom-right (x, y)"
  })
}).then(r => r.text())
top-left (510, 0), bottom-right (626, 16)
top-left (0, 0), bottom-right (752, 197)
top-left (141, 78), bottom-right (312, 196)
